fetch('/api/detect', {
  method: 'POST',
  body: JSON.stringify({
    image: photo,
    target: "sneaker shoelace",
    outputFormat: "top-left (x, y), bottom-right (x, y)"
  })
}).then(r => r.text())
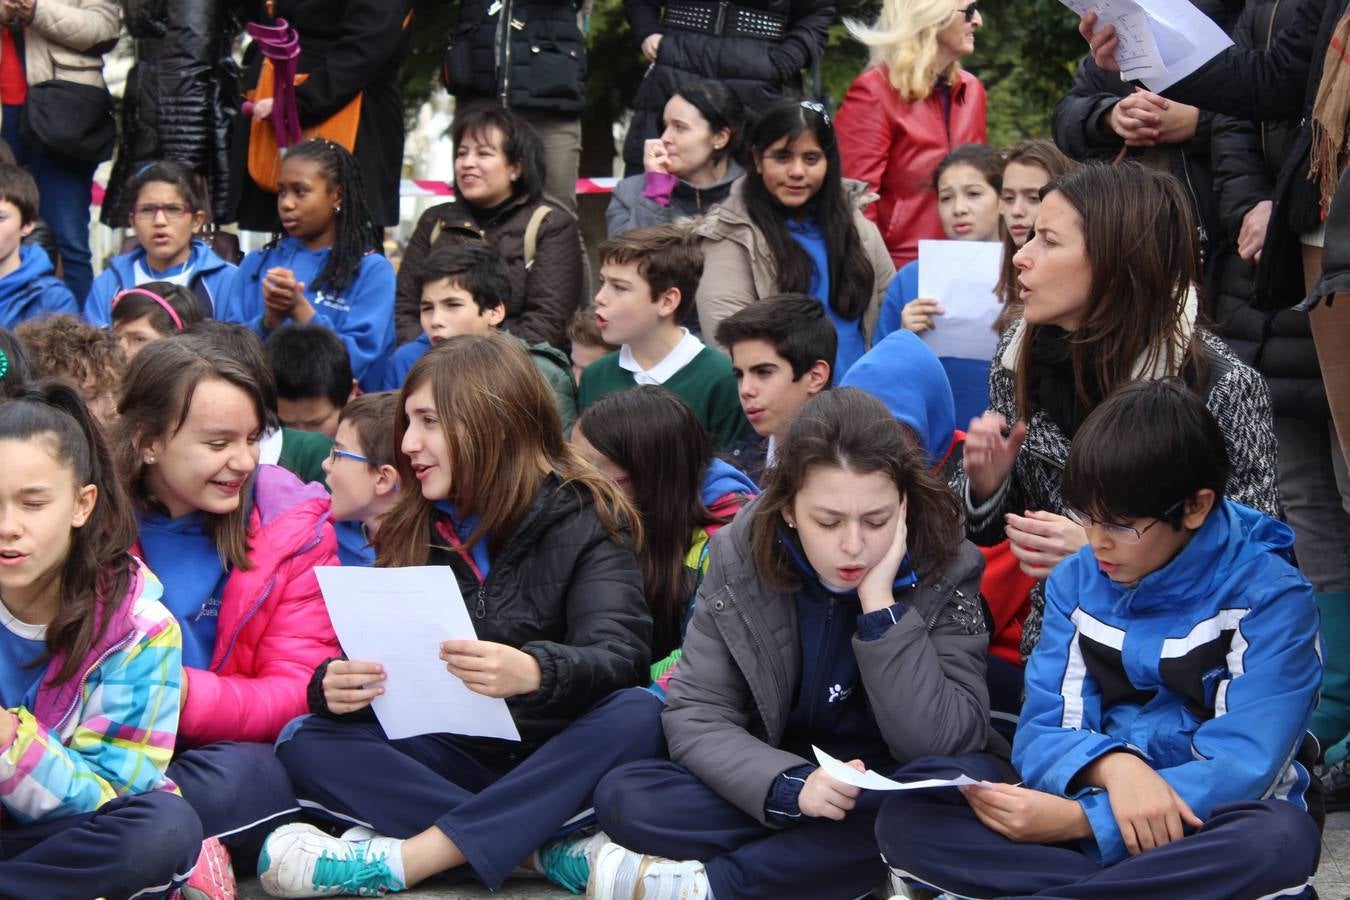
top-left (537, 838), bottom-right (592, 893)
top-left (312, 846), bottom-right (399, 896)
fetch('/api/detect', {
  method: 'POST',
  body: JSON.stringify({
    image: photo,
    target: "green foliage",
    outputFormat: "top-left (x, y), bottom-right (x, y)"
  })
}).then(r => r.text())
top-left (964, 0), bottom-right (1083, 146)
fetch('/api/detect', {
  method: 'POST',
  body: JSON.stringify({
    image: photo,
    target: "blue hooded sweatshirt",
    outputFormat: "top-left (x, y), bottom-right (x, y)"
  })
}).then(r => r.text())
top-left (787, 217), bottom-right (867, 375)
top-left (1017, 501), bottom-right (1321, 865)
top-left (83, 240), bottom-right (238, 326)
top-left (875, 261), bottom-right (992, 427)
top-left (0, 245), bottom-right (77, 329)
top-left (700, 457), bottom-right (759, 506)
top-left (841, 330), bottom-right (957, 470)
top-left (214, 236), bottom-right (395, 383)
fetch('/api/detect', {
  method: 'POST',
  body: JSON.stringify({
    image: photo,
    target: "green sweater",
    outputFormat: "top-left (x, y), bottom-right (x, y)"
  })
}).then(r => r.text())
top-left (279, 427), bottom-right (331, 488)
top-left (578, 347), bottom-right (747, 448)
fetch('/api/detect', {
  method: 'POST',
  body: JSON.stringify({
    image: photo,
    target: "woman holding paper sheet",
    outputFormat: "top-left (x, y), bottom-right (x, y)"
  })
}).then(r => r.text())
top-left (875, 143), bottom-right (1003, 424)
top-left (582, 388), bottom-right (1005, 900)
top-left (694, 99), bottom-right (894, 374)
top-left (836, 0), bottom-right (987, 268)
top-left (114, 336), bottom-right (342, 897)
top-left (257, 333), bottom-right (659, 898)
top-left (956, 162), bottom-right (1278, 661)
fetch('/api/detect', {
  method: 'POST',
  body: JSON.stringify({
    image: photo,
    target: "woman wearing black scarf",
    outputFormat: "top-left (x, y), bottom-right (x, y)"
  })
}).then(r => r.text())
top-left (954, 162), bottom-right (1279, 660)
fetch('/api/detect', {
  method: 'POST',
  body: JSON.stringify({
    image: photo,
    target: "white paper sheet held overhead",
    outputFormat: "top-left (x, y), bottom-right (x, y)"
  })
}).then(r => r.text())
top-left (916, 240), bottom-right (1003, 362)
top-left (315, 566), bottom-right (521, 742)
top-left (813, 746), bottom-right (987, 791)
top-left (1059, 0), bottom-right (1232, 91)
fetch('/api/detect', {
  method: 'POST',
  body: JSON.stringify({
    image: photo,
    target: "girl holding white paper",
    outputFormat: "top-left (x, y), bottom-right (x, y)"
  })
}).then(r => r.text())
top-left (584, 388), bottom-right (1004, 900)
top-left (258, 332), bottom-right (659, 898)
top-left (875, 143), bottom-right (1004, 425)
top-left (114, 336), bottom-right (342, 897)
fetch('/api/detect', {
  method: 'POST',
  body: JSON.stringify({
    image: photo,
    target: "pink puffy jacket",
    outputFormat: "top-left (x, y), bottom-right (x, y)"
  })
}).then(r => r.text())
top-left (177, 465), bottom-right (340, 746)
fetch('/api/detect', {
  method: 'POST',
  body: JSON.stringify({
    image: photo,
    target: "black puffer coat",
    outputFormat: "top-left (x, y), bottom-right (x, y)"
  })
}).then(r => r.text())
top-left (103, 0), bottom-right (240, 223)
top-left (442, 0), bottom-right (586, 115)
top-left (310, 474), bottom-right (651, 749)
top-left (228, 0), bottom-right (412, 229)
top-left (620, 0), bottom-right (833, 173)
top-left (1209, 0), bottom-right (1327, 421)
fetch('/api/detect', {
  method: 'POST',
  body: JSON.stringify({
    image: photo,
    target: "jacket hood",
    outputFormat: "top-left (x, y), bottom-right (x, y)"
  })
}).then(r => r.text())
top-left (0, 245), bottom-right (55, 303)
top-left (1097, 500), bottom-right (1294, 612)
top-left (701, 457), bottom-right (759, 506)
top-left (841, 330), bottom-right (956, 468)
top-left (249, 464), bottom-right (334, 557)
top-left (107, 239), bottom-right (234, 286)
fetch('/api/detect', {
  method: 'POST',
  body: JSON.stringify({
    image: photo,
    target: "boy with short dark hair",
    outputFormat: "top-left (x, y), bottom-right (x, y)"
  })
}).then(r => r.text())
top-left (265, 323), bottom-right (357, 438)
top-left (368, 243), bottom-right (578, 432)
top-left (323, 391), bottom-right (400, 567)
top-left (713, 293), bottom-right (835, 481)
top-left (578, 224), bottom-right (745, 448)
top-left (566, 305), bottom-right (617, 386)
top-left (0, 165), bottom-right (77, 328)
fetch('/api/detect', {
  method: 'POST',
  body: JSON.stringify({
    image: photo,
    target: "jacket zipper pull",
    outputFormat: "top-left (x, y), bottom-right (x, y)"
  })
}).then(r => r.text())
top-left (475, 586), bottom-right (487, 619)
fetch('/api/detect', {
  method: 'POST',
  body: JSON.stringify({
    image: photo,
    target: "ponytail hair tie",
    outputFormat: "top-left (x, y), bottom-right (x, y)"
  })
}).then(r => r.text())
top-left (112, 288), bottom-right (186, 332)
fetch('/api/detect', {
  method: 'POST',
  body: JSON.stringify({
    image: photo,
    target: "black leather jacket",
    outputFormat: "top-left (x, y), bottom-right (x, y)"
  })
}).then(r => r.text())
top-left (442, 0), bottom-right (587, 115)
top-left (103, 0), bottom-right (240, 223)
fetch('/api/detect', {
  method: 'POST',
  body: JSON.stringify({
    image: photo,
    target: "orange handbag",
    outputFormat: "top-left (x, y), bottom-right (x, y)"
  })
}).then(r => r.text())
top-left (245, 62), bottom-right (363, 193)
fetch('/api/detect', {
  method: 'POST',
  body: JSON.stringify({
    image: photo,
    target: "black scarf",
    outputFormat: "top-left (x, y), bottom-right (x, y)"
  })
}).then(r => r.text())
top-left (1028, 327), bottom-right (1104, 440)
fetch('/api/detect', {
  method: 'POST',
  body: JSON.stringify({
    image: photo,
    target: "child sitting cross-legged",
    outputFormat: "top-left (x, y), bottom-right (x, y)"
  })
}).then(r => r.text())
top-left (366, 243), bottom-right (577, 432)
top-left (579, 224), bottom-right (746, 449)
top-left (322, 390), bottom-right (400, 567)
top-left (875, 378), bottom-right (1325, 900)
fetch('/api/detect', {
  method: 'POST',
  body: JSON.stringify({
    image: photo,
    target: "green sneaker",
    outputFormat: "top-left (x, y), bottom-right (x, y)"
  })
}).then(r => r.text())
top-left (258, 823), bottom-right (405, 898)
top-left (536, 829), bottom-right (610, 893)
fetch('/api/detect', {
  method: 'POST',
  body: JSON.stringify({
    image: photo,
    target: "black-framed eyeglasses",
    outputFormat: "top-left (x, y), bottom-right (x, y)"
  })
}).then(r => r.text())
top-left (958, 1), bottom-right (980, 23)
top-left (326, 447), bottom-right (371, 467)
top-left (1064, 500), bottom-right (1185, 545)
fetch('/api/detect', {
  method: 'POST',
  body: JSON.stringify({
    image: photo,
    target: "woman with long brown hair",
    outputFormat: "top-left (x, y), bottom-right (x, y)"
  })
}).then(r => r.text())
top-left (959, 162), bottom-right (1277, 658)
top-left (259, 332), bottom-right (659, 897)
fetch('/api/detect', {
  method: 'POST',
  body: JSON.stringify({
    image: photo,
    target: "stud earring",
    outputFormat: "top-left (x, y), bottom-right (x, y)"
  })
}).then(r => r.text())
top-left (334, 204), bottom-right (342, 214)
top-left (145, 455), bottom-right (156, 465)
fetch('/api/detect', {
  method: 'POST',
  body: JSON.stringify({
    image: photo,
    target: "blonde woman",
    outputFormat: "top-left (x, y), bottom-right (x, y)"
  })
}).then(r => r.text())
top-left (836, 0), bottom-right (987, 267)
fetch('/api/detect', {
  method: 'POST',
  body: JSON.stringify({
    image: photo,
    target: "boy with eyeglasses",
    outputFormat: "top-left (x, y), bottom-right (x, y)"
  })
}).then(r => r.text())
top-left (0, 164), bottom-right (76, 328)
top-left (320, 391), bottom-right (401, 567)
top-left (874, 379), bottom-right (1324, 899)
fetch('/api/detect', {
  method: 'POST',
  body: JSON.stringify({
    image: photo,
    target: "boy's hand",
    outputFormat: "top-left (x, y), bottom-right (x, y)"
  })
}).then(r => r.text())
top-left (322, 660), bottom-right (386, 714)
top-left (1080, 13), bottom-right (1120, 72)
top-left (799, 761), bottom-right (864, 820)
top-left (1085, 752), bottom-right (1203, 855)
top-left (961, 783), bottom-right (1091, 843)
top-left (0, 710), bottom-right (15, 747)
top-left (441, 640), bottom-right (541, 698)
top-left (1005, 511), bottom-right (1089, 579)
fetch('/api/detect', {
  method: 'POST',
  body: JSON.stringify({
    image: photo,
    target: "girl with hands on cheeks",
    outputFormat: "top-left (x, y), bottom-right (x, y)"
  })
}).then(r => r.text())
top-left (583, 389), bottom-right (1003, 900)
top-left (259, 333), bottom-right (660, 898)
top-left (953, 163), bottom-right (1277, 661)
top-left (874, 380), bottom-right (1322, 899)
top-left (215, 139), bottom-right (395, 385)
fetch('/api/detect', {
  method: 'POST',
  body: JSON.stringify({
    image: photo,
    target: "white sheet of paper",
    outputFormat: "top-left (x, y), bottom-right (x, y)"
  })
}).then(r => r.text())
top-left (315, 566), bottom-right (521, 742)
top-left (813, 746), bottom-right (986, 791)
top-left (916, 240), bottom-right (1003, 362)
top-left (1059, 0), bottom-right (1232, 90)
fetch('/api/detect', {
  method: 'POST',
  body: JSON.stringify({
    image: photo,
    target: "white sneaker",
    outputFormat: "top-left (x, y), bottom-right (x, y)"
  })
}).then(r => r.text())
top-left (257, 823), bottom-right (405, 898)
top-left (587, 841), bottom-right (710, 899)
top-left (536, 829), bottom-right (610, 893)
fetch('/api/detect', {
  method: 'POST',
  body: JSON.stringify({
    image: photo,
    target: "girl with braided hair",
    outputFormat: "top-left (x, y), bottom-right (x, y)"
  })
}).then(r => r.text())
top-left (217, 139), bottom-right (395, 383)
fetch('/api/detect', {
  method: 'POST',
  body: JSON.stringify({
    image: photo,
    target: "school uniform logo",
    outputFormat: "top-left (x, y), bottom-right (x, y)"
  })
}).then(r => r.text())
top-left (827, 683), bottom-right (853, 704)
top-left (313, 290), bottom-right (351, 313)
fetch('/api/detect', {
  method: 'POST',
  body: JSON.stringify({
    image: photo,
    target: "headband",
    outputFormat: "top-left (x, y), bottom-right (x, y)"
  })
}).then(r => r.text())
top-left (112, 288), bottom-right (185, 332)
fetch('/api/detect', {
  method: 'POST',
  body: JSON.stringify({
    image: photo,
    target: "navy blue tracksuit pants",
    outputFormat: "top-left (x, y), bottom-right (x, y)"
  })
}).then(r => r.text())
top-left (0, 790), bottom-right (202, 899)
top-left (594, 753), bottom-right (1007, 900)
top-left (276, 686), bottom-right (665, 890)
top-left (875, 753), bottom-right (1323, 900)
top-left (169, 740), bottom-right (303, 875)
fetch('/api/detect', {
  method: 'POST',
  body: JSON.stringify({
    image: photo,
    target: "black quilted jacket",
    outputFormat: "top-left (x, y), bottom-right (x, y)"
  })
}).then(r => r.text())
top-left (442, 0), bottom-right (587, 115)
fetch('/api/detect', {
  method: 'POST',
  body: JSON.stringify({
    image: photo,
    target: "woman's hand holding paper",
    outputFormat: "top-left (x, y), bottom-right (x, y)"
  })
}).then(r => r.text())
top-left (323, 659), bottom-right (386, 713)
top-left (441, 640), bottom-right (542, 698)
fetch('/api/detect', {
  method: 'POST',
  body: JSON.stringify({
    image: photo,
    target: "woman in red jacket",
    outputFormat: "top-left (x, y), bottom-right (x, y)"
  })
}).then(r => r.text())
top-left (836, 0), bottom-right (987, 268)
